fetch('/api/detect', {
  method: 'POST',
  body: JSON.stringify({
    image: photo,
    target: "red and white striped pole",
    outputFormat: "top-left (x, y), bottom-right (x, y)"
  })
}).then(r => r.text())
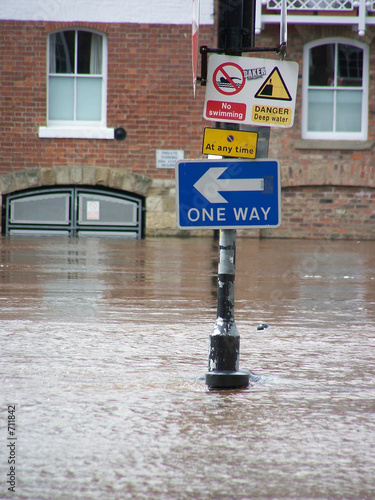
top-left (192, 0), bottom-right (200, 97)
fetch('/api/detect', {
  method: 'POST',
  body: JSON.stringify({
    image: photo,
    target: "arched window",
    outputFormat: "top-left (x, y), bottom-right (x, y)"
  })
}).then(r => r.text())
top-left (3, 186), bottom-right (144, 238)
top-left (39, 29), bottom-right (113, 139)
top-left (302, 38), bottom-right (368, 140)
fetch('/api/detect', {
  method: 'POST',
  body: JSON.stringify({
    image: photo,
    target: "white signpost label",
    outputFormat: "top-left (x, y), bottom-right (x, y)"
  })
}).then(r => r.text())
top-left (203, 54), bottom-right (299, 128)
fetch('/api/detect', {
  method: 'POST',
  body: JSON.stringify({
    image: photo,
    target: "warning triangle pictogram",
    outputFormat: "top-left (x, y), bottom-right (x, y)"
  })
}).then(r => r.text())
top-left (254, 67), bottom-right (292, 101)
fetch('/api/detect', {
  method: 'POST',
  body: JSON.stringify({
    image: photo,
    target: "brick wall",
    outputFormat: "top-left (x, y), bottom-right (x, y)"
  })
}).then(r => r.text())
top-left (1, 20), bottom-right (375, 239)
top-left (261, 186), bottom-right (375, 240)
top-left (254, 24), bottom-right (375, 240)
top-left (0, 21), bottom-right (212, 177)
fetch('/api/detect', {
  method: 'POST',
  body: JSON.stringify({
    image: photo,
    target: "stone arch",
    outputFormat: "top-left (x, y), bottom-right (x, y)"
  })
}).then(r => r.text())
top-left (0, 166), bottom-right (152, 198)
top-left (0, 166), bottom-right (153, 234)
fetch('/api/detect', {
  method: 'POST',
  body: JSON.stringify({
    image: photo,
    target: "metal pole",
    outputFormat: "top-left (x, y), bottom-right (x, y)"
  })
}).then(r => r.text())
top-left (217, 0), bottom-right (255, 54)
top-left (206, 229), bottom-right (250, 389)
top-left (205, 0), bottom-right (255, 390)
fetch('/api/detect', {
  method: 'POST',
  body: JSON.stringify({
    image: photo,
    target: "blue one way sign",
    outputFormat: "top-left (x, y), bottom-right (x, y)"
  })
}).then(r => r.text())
top-left (175, 159), bottom-right (281, 229)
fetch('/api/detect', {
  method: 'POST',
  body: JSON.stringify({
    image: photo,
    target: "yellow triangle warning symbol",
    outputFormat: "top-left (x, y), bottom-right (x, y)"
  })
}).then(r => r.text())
top-left (254, 67), bottom-right (292, 101)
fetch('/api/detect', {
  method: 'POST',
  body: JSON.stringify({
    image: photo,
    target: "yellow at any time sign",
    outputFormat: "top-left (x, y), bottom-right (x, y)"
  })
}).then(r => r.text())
top-left (203, 54), bottom-right (299, 128)
top-left (202, 128), bottom-right (257, 159)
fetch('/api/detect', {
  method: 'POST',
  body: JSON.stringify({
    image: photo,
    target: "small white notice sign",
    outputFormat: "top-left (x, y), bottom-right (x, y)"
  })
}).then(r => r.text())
top-left (156, 150), bottom-right (184, 169)
top-left (87, 201), bottom-right (100, 220)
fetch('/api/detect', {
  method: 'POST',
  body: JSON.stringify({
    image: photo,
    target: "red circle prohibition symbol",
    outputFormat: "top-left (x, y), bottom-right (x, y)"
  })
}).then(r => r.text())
top-left (213, 62), bottom-right (245, 96)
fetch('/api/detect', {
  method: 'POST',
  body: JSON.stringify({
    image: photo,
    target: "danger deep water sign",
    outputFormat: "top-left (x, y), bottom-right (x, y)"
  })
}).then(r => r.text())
top-left (203, 54), bottom-right (299, 128)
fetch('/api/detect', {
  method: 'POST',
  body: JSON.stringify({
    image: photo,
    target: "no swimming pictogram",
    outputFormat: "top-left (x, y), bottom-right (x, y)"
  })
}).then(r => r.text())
top-left (213, 62), bottom-right (245, 96)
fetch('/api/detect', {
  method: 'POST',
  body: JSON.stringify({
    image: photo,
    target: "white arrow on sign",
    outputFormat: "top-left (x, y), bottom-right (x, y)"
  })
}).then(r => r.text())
top-left (193, 167), bottom-right (264, 203)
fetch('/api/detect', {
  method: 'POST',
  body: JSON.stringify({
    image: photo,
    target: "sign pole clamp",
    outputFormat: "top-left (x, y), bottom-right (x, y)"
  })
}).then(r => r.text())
top-left (198, 43), bottom-right (286, 87)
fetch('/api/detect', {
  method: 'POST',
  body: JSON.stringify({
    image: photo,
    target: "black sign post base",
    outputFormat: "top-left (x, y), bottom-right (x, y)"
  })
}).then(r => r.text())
top-left (205, 230), bottom-right (250, 390)
top-left (206, 370), bottom-right (250, 390)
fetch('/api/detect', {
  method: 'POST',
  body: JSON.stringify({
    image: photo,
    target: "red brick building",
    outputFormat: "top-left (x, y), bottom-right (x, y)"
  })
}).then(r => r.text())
top-left (0, 0), bottom-right (374, 239)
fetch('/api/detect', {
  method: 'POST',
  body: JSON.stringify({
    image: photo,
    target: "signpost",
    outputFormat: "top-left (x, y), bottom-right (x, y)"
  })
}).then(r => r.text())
top-left (204, 54), bottom-right (298, 128)
top-left (183, 0), bottom-right (295, 390)
top-left (176, 159), bottom-right (280, 230)
top-left (202, 128), bottom-right (258, 158)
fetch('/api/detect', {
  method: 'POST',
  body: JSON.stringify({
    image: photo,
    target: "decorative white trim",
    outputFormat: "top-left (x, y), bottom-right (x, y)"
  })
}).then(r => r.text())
top-left (38, 126), bottom-right (114, 139)
top-left (0, 0), bottom-right (214, 25)
top-left (266, 0), bottom-right (355, 11)
top-left (256, 0), bottom-right (373, 35)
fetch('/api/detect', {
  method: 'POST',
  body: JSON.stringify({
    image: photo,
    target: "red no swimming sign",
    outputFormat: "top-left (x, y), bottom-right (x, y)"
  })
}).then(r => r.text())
top-left (213, 62), bottom-right (245, 96)
top-left (206, 101), bottom-right (246, 122)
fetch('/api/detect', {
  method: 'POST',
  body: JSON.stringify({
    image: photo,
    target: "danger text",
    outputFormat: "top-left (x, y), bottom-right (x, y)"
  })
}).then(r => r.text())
top-left (252, 105), bottom-right (292, 126)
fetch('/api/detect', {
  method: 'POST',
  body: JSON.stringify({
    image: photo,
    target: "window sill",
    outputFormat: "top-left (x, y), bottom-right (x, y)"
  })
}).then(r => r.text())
top-left (295, 140), bottom-right (374, 151)
top-left (38, 126), bottom-right (114, 140)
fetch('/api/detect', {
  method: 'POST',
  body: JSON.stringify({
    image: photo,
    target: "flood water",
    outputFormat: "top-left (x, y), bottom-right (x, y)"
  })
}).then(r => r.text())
top-left (1, 235), bottom-right (375, 500)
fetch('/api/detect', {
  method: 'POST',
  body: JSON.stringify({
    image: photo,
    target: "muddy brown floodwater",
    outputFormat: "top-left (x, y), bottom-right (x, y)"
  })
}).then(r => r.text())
top-left (1, 235), bottom-right (375, 499)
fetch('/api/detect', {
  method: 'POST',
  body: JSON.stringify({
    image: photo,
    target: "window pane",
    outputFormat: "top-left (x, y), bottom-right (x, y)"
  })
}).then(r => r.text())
top-left (48, 77), bottom-right (74, 120)
top-left (78, 194), bottom-right (138, 226)
top-left (77, 32), bottom-right (102, 75)
top-left (309, 44), bottom-right (334, 86)
top-left (10, 193), bottom-right (71, 224)
top-left (336, 90), bottom-right (362, 132)
top-left (308, 90), bottom-right (334, 132)
top-left (337, 44), bottom-right (363, 87)
top-left (50, 31), bottom-right (75, 74)
top-left (76, 78), bottom-right (102, 120)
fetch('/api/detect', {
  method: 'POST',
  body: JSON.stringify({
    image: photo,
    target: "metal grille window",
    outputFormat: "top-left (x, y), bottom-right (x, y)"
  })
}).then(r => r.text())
top-left (3, 187), bottom-right (144, 238)
top-left (302, 38), bottom-right (368, 140)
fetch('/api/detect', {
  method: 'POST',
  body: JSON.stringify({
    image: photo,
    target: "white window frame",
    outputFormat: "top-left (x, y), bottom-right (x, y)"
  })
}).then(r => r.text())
top-left (302, 37), bottom-right (369, 141)
top-left (39, 28), bottom-right (114, 139)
